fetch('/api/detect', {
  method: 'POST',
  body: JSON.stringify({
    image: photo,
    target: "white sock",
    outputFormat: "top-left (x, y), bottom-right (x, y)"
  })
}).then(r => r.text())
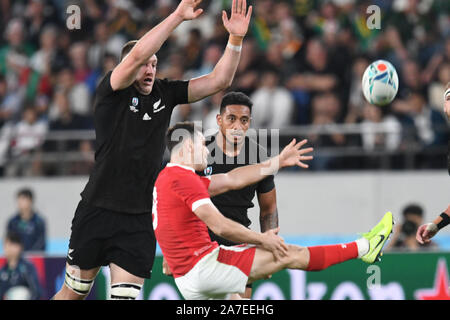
top-left (355, 238), bottom-right (369, 258)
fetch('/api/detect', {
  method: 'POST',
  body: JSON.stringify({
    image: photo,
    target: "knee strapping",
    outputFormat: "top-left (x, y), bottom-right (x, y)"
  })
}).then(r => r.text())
top-left (110, 283), bottom-right (142, 300)
top-left (64, 272), bottom-right (95, 296)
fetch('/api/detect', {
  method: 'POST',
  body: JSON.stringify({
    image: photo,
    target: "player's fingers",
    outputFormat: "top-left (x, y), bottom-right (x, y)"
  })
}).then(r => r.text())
top-left (238, 0), bottom-right (244, 14)
top-left (246, 5), bottom-right (253, 21)
top-left (295, 139), bottom-right (308, 149)
top-left (299, 147), bottom-right (314, 155)
top-left (299, 156), bottom-right (314, 161)
top-left (193, 8), bottom-right (203, 18)
top-left (280, 241), bottom-right (289, 253)
top-left (272, 226), bottom-right (280, 234)
top-left (278, 244), bottom-right (287, 257)
top-left (286, 139), bottom-right (296, 151)
top-left (222, 10), bottom-right (228, 24)
top-left (272, 250), bottom-right (281, 262)
top-left (297, 161), bottom-right (309, 168)
top-left (416, 232), bottom-right (424, 244)
top-left (242, 0), bottom-right (247, 15)
top-left (232, 0), bottom-right (237, 14)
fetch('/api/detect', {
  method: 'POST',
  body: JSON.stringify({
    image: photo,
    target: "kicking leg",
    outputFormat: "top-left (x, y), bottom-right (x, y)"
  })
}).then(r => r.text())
top-left (249, 240), bottom-right (370, 282)
top-left (248, 211), bottom-right (394, 282)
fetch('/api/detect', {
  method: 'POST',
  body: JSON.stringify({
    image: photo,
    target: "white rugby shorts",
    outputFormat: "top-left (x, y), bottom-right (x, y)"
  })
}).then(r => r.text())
top-left (175, 244), bottom-right (256, 300)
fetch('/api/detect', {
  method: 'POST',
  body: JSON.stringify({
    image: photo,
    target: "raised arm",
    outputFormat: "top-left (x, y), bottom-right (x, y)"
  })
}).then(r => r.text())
top-left (110, 0), bottom-right (204, 91)
top-left (208, 139), bottom-right (313, 197)
top-left (194, 202), bottom-right (287, 260)
top-left (187, 0), bottom-right (252, 102)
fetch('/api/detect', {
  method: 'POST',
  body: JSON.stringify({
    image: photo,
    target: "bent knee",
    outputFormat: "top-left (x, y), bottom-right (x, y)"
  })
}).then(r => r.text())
top-left (286, 245), bottom-right (309, 269)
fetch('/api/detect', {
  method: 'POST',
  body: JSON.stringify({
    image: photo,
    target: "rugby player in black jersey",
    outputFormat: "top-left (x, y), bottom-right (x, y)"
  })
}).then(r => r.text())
top-left (53, 0), bottom-right (253, 300)
top-left (163, 91), bottom-right (282, 298)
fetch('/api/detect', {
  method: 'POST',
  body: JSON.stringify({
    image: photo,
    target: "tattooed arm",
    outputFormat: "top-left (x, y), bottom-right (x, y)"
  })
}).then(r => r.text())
top-left (258, 188), bottom-right (278, 232)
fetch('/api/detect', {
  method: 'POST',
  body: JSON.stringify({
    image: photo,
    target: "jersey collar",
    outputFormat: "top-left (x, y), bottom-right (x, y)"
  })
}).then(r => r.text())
top-left (166, 163), bottom-right (196, 173)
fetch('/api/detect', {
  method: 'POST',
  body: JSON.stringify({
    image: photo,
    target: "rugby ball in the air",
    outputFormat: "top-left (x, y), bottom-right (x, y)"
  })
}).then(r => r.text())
top-left (362, 60), bottom-right (399, 106)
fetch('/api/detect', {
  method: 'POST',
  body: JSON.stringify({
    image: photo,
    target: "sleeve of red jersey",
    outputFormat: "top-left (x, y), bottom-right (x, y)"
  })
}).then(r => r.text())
top-left (172, 174), bottom-right (212, 211)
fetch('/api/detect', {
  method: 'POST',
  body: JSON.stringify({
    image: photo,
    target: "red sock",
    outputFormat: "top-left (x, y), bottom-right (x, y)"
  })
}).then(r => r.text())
top-left (306, 242), bottom-right (358, 271)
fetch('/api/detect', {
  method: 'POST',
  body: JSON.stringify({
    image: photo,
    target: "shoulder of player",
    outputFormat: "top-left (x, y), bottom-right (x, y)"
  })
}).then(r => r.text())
top-left (163, 164), bottom-right (200, 179)
top-left (152, 77), bottom-right (175, 90)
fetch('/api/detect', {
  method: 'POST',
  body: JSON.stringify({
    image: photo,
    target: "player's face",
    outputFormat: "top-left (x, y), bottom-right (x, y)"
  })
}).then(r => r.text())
top-left (192, 132), bottom-right (209, 171)
top-left (134, 55), bottom-right (157, 95)
top-left (217, 105), bottom-right (251, 147)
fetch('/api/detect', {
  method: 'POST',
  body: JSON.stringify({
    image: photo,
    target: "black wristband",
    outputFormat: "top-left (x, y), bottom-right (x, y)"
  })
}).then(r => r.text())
top-left (437, 213), bottom-right (450, 230)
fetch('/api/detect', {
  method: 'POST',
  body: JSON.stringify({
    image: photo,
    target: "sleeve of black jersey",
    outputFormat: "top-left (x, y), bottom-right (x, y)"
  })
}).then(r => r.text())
top-left (95, 71), bottom-right (115, 99)
top-left (160, 78), bottom-right (189, 107)
top-left (257, 174), bottom-right (275, 194)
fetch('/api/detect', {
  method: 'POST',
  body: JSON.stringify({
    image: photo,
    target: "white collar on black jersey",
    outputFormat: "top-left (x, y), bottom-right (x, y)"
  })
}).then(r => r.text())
top-left (166, 163), bottom-right (195, 173)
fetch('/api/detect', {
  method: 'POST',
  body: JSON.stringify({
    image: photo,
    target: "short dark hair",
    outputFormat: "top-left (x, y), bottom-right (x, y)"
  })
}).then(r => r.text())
top-left (220, 92), bottom-right (253, 114)
top-left (402, 204), bottom-right (423, 217)
top-left (17, 188), bottom-right (33, 200)
top-left (120, 40), bottom-right (138, 61)
top-left (5, 231), bottom-right (23, 246)
top-left (166, 122), bottom-right (201, 153)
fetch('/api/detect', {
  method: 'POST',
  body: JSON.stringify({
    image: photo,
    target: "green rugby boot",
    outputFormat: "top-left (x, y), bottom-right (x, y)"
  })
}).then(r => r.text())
top-left (361, 211), bottom-right (394, 264)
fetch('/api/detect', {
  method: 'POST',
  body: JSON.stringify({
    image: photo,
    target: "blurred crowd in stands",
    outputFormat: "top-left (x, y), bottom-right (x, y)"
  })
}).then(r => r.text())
top-left (0, 0), bottom-right (449, 175)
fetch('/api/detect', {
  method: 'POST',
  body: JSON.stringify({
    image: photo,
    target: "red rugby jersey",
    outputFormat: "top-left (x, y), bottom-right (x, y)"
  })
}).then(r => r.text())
top-left (153, 163), bottom-right (218, 278)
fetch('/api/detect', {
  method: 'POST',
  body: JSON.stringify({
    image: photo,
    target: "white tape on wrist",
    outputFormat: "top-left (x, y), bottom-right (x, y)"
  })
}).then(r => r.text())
top-left (425, 223), bottom-right (438, 233)
top-left (227, 43), bottom-right (242, 52)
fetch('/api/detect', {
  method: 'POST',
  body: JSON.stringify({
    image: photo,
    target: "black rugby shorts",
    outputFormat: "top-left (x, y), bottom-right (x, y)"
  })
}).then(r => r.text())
top-left (67, 200), bottom-right (156, 279)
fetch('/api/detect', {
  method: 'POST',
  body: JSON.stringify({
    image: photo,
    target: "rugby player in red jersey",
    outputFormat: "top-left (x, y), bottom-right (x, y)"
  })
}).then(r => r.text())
top-left (154, 122), bottom-right (393, 300)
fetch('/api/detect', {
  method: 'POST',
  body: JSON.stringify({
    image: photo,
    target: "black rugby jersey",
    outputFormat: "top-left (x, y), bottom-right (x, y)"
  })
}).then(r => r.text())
top-left (81, 71), bottom-right (189, 213)
top-left (198, 134), bottom-right (275, 245)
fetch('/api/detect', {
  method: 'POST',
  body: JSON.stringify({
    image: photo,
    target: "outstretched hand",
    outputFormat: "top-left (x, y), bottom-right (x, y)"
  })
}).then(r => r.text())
top-left (416, 223), bottom-right (438, 244)
top-left (174, 0), bottom-right (204, 21)
top-left (222, 0), bottom-right (252, 37)
top-left (279, 139), bottom-right (314, 169)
